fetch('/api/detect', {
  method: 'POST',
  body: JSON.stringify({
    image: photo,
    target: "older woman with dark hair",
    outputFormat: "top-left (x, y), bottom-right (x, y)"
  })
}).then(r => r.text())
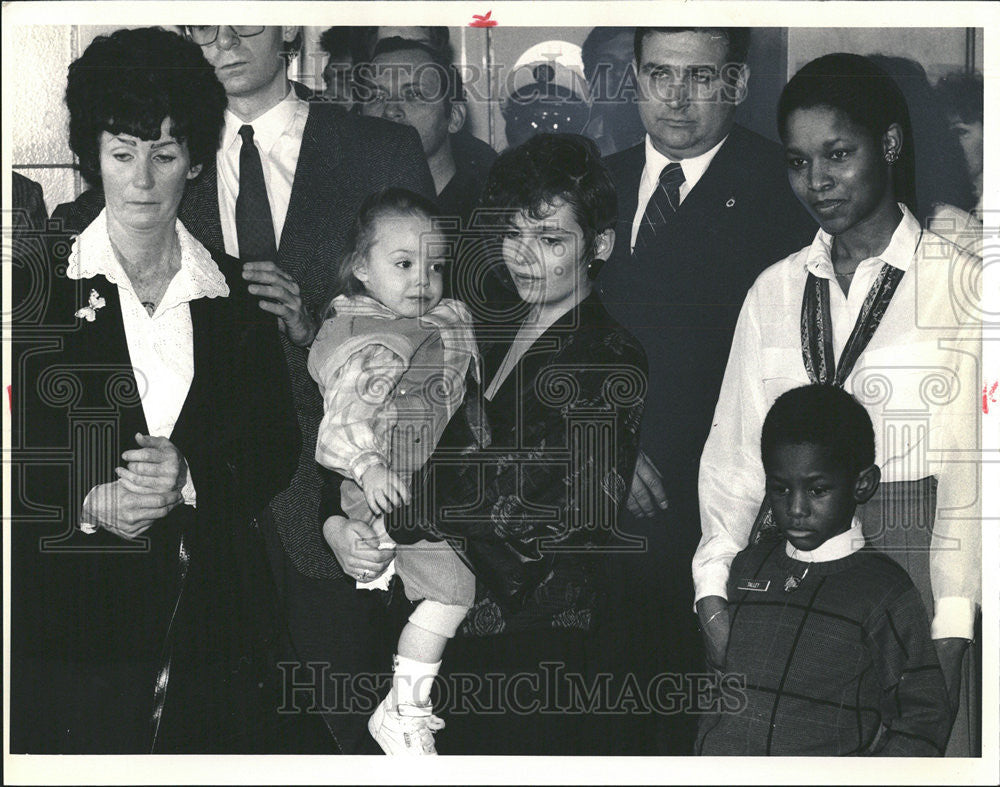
top-left (696, 53), bottom-right (981, 756)
top-left (11, 27), bottom-right (301, 753)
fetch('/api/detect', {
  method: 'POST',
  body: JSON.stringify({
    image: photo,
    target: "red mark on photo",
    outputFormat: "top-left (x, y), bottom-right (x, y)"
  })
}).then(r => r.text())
top-left (469, 11), bottom-right (498, 27)
top-left (7, 385), bottom-right (10, 412)
top-left (983, 381), bottom-right (998, 414)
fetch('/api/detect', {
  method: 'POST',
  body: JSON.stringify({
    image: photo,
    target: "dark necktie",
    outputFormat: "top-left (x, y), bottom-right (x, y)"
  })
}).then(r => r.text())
top-left (632, 161), bottom-right (685, 258)
top-left (235, 124), bottom-right (277, 262)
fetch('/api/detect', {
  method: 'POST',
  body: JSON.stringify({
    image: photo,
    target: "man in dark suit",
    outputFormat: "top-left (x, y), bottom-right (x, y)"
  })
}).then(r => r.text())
top-left (594, 27), bottom-right (816, 753)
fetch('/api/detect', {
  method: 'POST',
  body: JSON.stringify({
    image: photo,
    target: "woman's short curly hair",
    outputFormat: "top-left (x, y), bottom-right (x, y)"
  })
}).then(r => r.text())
top-left (478, 133), bottom-right (617, 254)
top-left (66, 27), bottom-right (226, 188)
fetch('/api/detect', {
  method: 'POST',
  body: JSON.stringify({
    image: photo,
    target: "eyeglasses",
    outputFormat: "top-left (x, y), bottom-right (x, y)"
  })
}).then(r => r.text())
top-left (186, 26), bottom-right (266, 46)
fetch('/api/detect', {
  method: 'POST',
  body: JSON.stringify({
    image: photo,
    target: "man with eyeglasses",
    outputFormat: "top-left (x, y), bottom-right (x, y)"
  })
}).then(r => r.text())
top-left (183, 24), bottom-right (435, 754)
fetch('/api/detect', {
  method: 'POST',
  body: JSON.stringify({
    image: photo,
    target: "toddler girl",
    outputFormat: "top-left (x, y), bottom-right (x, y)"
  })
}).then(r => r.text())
top-left (308, 188), bottom-right (480, 755)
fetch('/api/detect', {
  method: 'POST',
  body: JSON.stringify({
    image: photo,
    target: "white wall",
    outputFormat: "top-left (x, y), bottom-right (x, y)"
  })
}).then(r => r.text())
top-left (787, 27), bottom-right (981, 80)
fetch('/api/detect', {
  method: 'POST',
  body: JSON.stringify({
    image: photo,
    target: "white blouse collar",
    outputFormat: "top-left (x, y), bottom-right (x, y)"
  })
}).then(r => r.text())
top-left (67, 208), bottom-right (230, 305)
top-left (803, 203), bottom-right (921, 280)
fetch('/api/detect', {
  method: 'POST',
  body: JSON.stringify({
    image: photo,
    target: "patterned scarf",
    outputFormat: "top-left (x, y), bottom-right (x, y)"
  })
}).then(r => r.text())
top-left (748, 262), bottom-right (907, 544)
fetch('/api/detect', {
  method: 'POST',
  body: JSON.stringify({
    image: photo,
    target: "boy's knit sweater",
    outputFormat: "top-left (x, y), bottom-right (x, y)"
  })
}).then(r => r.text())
top-left (696, 536), bottom-right (952, 756)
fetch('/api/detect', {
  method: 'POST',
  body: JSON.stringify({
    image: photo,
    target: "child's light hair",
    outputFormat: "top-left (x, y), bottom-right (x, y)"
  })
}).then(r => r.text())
top-left (325, 187), bottom-right (443, 318)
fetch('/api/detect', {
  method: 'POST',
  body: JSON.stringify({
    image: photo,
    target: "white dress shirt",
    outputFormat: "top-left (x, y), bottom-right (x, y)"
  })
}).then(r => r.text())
top-left (694, 206), bottom-right (981, 639)
top-left (785, 516), bottom-right (865, 563)
top-left (629, 133), bottom-right (728, 250)
top-left (69, 209), bottom-right (230, 527)
top-left (217, 87), bottom-right (309, 258)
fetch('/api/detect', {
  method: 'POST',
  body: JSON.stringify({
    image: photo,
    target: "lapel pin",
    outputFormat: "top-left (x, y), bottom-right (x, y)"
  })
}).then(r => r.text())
top-left (725, 197), bottom-right (736, 208)
top-left (74, 289), bottom-right (106, 322)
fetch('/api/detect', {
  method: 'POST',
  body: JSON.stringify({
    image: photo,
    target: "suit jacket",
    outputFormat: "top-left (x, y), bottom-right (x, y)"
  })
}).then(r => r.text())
top-left (12, 171), bottom-right (47, 230)
top-left (52, 101), bottom-right (435, 580)
top-left (597, 124), bottom-right (817, 562)
top-left (10, 229), bottom-right (299, 753)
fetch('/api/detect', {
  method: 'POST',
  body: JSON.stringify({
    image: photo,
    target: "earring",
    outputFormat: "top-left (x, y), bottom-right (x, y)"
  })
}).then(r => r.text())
top-left (884, 149), bottom-right (899, 164)
top-left (586, 258), bottom-right (606, 280)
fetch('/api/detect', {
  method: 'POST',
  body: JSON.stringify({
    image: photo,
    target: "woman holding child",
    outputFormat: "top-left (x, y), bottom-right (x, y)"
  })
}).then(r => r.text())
top-left (323, 133), bottom-right (648, 755)
top-left (694, 53), bottom-right (981, 755)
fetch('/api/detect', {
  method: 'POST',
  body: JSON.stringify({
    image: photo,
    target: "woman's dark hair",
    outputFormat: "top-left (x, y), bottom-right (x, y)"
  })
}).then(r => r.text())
top-left (319, 25), bottom-right (371, 65)
top-left (777, 53), bottom-right (918, 220)
top-left (329, 187), bottom-right (442, 308)
top-left (761, 384), bottom-right (876, 477)
top-left (935, 71), bottom-right (984, 125)
top-left (868, 55), bottom-right (976, 216)
top-left (66, 27), bottom-right (226, 189)
top-left (477, 133), bottom-right (617, 257)
top-left (581, 27), bottom-right (634, 83)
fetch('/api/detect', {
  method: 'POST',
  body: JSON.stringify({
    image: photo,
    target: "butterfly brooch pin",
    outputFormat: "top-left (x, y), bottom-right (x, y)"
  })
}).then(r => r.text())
top-left (75, 289), bottom-right (106, 322)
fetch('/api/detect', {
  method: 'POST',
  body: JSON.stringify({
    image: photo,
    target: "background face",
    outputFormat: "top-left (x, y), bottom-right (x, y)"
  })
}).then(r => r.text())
top-left (635, 30), bottom-right (742, 160)
top-left (589, 30), bottom-right (646, 148)
top-left (949, 116), bottom-right (984, 181)
top-left (323, 58), bottom-right (354, 106)
top-left (361, 49), bottom-right (452, 158)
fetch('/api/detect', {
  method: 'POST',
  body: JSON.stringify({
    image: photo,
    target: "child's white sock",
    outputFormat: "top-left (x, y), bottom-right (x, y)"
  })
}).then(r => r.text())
top-left (392, 654), bottom-right (441, 708)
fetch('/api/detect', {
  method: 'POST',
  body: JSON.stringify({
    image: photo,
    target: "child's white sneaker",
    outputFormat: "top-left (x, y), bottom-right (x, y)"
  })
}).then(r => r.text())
top-left (368, 695), bottom-right (445, 755)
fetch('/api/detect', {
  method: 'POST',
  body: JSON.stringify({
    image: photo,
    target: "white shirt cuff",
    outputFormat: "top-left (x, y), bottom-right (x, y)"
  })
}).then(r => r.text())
top-left (181, 472), bottom-right (197, 508)
top-left (930, 596), bottom-right (976, 641)
top-left (692, 562), bottom-right (732, 611)
top-left (351, 452), bottom-right (386, 483)
top-left (79, 487), bottom-right (98, 533)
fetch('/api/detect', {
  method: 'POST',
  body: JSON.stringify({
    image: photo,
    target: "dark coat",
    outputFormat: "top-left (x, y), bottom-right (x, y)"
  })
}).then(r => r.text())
top-left (387, 293), bottom-right (648, 634)
top-left (10, 231), bottom-right (299, 753)
top-left (52, 102), bottom-right (435, 581)
top-left (591, 127), bottom-right (817, 750)
top-left (597, 124), bottom-right (817, 556)
top-left (12, 171), bottom-right (47, 230)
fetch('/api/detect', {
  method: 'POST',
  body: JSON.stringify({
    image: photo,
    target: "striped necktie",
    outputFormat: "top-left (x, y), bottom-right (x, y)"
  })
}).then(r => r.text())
top-left (235, 124), bottom-right (277, 262)
top-left (633, 161), bottom-right (685, 258)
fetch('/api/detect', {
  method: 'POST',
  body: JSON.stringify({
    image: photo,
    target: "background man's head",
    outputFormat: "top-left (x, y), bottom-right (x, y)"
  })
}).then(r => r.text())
top-left (581, 27), bottom-right (645, 152)
top-left (633, 27), bottom-right (751, 159)
top-left (358, 38), bottom-right (466, 161)
top-left (319, 26), bottom-right (370, 107)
